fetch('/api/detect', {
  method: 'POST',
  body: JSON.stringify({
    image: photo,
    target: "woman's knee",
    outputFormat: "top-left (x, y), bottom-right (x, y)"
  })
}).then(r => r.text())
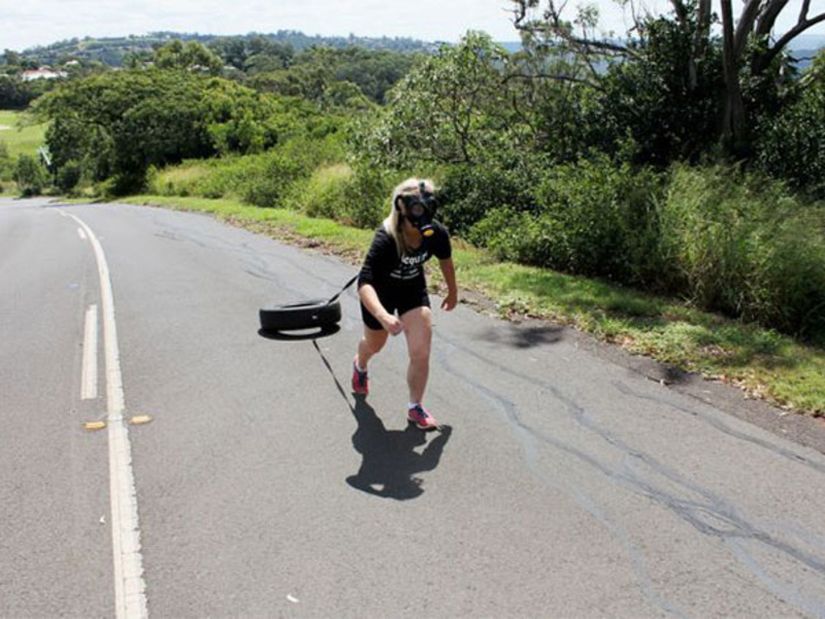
top-left (402, 307), bottom-right (432, 362)
top-left (408, 343), bottom-right (431, 364)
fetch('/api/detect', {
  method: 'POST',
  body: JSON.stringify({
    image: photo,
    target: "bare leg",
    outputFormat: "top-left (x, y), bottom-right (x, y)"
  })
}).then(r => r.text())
top-left (400, 306), bottom-right (433, 404)
top-left (357, 326), bottom-right (388, 370)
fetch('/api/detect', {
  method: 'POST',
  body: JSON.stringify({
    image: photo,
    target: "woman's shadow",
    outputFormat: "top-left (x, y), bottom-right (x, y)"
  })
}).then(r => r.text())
top-left (306, 341), bottom-right (452, 500)
top-left (346, 395), bottom-right (452, 500)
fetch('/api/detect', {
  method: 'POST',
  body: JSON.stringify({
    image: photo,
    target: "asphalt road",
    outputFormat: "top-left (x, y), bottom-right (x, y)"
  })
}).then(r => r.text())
top-left (2, 197), bottom-right (825, 618)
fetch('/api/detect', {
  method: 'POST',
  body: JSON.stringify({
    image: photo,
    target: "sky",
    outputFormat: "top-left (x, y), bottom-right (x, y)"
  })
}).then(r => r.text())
top-left (1, 0), bottom-right (823, 52)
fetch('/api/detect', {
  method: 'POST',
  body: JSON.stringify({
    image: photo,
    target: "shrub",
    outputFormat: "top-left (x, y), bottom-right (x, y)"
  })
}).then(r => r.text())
top-left (14, 154), bottom-right (49, 196)
top-left (295, 162), bottom-right (411, 229)
top-left (470, 156), bottom-right (664, 284)
top-left (338, 164), bottom-right (400, 229)
top-left (148, 162), bottom-right (213, 197)
top-left (147, 132), bottom-right (346, 206)
top-left (659, 165), bottom-right (825, 341)
top-left (301, 164), bottom-right (353, 219)
top-left (438, 159), bottom-right (540, 237)
top-left (55, 160), bottom-right (83, 193)
top-left (756, 79), bottom-right (825, 198)
top-left (0, 141), bottom-right (11, 182)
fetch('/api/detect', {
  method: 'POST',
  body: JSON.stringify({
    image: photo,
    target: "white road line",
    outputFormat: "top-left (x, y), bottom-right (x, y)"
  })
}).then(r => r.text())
top-left (66, 211), bottom-right (148, 619)
top-left (81, 304), bottom-right (98, 400)
top-left (78, 228), bottom-right (87, 241)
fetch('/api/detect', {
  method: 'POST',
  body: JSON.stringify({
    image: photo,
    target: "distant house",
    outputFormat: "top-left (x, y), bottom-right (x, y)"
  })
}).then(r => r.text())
top-left (20, 67), bottom-right (68, 81)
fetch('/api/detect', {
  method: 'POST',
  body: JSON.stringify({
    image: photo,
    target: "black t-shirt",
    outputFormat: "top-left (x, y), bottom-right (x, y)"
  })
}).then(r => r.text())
top-left (357, 222), bottom-right (452, 291)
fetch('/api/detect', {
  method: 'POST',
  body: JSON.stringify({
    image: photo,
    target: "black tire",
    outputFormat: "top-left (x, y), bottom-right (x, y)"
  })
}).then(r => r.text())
top-left (259, 298), bottom-right (341, 332)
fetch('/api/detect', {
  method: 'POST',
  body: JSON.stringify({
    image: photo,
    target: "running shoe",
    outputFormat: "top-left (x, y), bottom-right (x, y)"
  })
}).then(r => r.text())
top-left (351, 358), bottom-right (369, 395)
top-left (407, 404), bottom-right (438, 430)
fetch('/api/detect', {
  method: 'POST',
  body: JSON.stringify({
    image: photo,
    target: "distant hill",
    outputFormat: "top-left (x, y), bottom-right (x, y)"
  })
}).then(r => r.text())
top-left (498, 41), bottom-right (522, 54)
top-left (19, 31), bottom-right (434, 67)
top-left (16, 30), bottom-right (824, 70)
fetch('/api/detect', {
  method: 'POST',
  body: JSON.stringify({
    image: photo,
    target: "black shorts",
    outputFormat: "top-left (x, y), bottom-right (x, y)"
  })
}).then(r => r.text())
top-left (360, 285), bottom-right (431, 331)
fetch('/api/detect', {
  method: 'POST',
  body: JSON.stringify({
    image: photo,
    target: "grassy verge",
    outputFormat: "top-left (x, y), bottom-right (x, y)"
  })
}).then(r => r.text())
top-left (119, 194), bottom-right (825, 416)
top-left (0, 110), bottom-right (48, 158)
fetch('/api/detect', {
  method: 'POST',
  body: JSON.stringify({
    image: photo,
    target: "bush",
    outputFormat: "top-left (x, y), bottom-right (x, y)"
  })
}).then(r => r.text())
top-left (659, 165), bottom-right (825, 341)
top-left (301, 164), bottom-right (353, 219)
top-left (55, 160), bottom-right (83, 193)
top-left (147, 133), bottom-right (346, 207)
top-left (148, 162), bottom-right (212, 197)
top-left (756, 76), bottom-right (825, 198)
top-left (470, 156), bottom-right (664, 284)
top-left (14, 154), bottom-right (49, 196)
top-left (235, 151), bottom-right (305, 206)
top-left (338, 164), bottom-right (400, 229)
top-left (289, 161), bottom-right (405, 229)
top-left (438, 159), bottom-right (541, 237)
top-left (0, 141), bottom-right (11, 182)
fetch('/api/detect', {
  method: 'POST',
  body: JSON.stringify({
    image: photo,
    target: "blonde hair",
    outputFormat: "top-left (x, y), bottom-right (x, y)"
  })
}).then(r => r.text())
top-left (383, 177), bottom-right (437, 256)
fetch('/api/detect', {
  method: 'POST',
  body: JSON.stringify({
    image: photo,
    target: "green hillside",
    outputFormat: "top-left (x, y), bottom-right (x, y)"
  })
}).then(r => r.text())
top-left (0, 110), bottom-right (47, 158)
top-left (19, 31), bottom-right (433, 67)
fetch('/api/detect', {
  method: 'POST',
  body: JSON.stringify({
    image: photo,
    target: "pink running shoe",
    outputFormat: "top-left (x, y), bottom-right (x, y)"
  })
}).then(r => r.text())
top-left (407, 404), bottom-right (439, 430)
top-left (351, 358), bottom-right (369, 395)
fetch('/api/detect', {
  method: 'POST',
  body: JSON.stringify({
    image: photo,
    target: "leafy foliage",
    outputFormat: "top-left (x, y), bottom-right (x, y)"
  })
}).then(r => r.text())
top-left (14, 154), bottom-right (49, 195)
top-left (756, 52), bottom-right (825, 198)
top-left (591, 17), bottom-right (724, 165)
top-left (12, 31), bottom-right (431, 68)
top-left (36, 69), bottom-right (309, 193)
top-left (358, 32), bottom-right (525, 168)
top-left (153, 40), bottom-right (223, 75)
top-left (0, 74), bottom-right (56, 109)
top-left (437, 155), bottom-right (543, 236)
top-left (470, 157), bottom-right (664, 284)
top-left (658, 165), bottom-right (825, 341)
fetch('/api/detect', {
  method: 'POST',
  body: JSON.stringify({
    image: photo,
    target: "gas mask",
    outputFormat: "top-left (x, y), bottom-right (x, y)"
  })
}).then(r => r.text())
top-left (398, 182), bottom-right (438, 237)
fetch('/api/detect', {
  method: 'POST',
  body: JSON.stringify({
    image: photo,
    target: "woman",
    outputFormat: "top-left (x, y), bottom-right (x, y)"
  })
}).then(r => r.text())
top-left (352, 178), bottom-right (458, 430)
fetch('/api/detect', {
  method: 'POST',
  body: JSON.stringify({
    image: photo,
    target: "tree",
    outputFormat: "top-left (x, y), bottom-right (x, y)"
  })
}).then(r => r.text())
top-left (153, 40), bottom-right (223, 75)
top-left (3, 50), bottom-right (22, 66)
top-left (14, 154), bottom-right (49, 196)
top-left (35, 69), bottom-right (283, 192)
top-left (0, 75), bottom-right (36, 108)
top-left (360, 32), bottom-right (522, 167)
top-left (757, 50), bottom-right (825, 196)
top-left (511, 0), bottom-right (825, 155)
top-left (717, 0), bottom-right (824, 151)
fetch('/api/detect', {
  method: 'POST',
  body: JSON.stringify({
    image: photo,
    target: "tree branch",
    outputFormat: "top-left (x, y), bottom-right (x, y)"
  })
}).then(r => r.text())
top-left (694, 0), bottom-right (711, 56)
top-left (733, 0), bottom-right (764, 61)
top-left (800, 0), bottom-right (812, 23)
top-left (759, 11), bottom-right (825, 71)
top-left (756, 0), bottom-right (791, 37)
top-left (669, 0), bottom-right (689, 26)
top-left (512, 0), bottom-right (637, 59)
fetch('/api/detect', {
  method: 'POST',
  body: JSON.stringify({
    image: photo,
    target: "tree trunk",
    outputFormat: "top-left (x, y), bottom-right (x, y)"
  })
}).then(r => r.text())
top-left (719, 0), bottom-right (748, 155)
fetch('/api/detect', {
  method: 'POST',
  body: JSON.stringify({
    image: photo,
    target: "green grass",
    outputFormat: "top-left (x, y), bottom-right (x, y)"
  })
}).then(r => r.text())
top-left (0, 110), bottom-right (48, 159)
top-left (118, 193), bottom-right (825, 416)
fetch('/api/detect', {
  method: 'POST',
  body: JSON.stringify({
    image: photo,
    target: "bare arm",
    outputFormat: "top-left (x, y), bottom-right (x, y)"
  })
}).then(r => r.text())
top-left (438, 258), bottom-right (458, 311)
top-left (358, 283), bottom-right (404, 334)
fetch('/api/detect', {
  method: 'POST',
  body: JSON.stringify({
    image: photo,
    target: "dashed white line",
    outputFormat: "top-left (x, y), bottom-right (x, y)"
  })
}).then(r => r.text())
top-left (66, 210), bottom-right (148, 619)
top-left (81, 304), bottom-right (98, 400)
